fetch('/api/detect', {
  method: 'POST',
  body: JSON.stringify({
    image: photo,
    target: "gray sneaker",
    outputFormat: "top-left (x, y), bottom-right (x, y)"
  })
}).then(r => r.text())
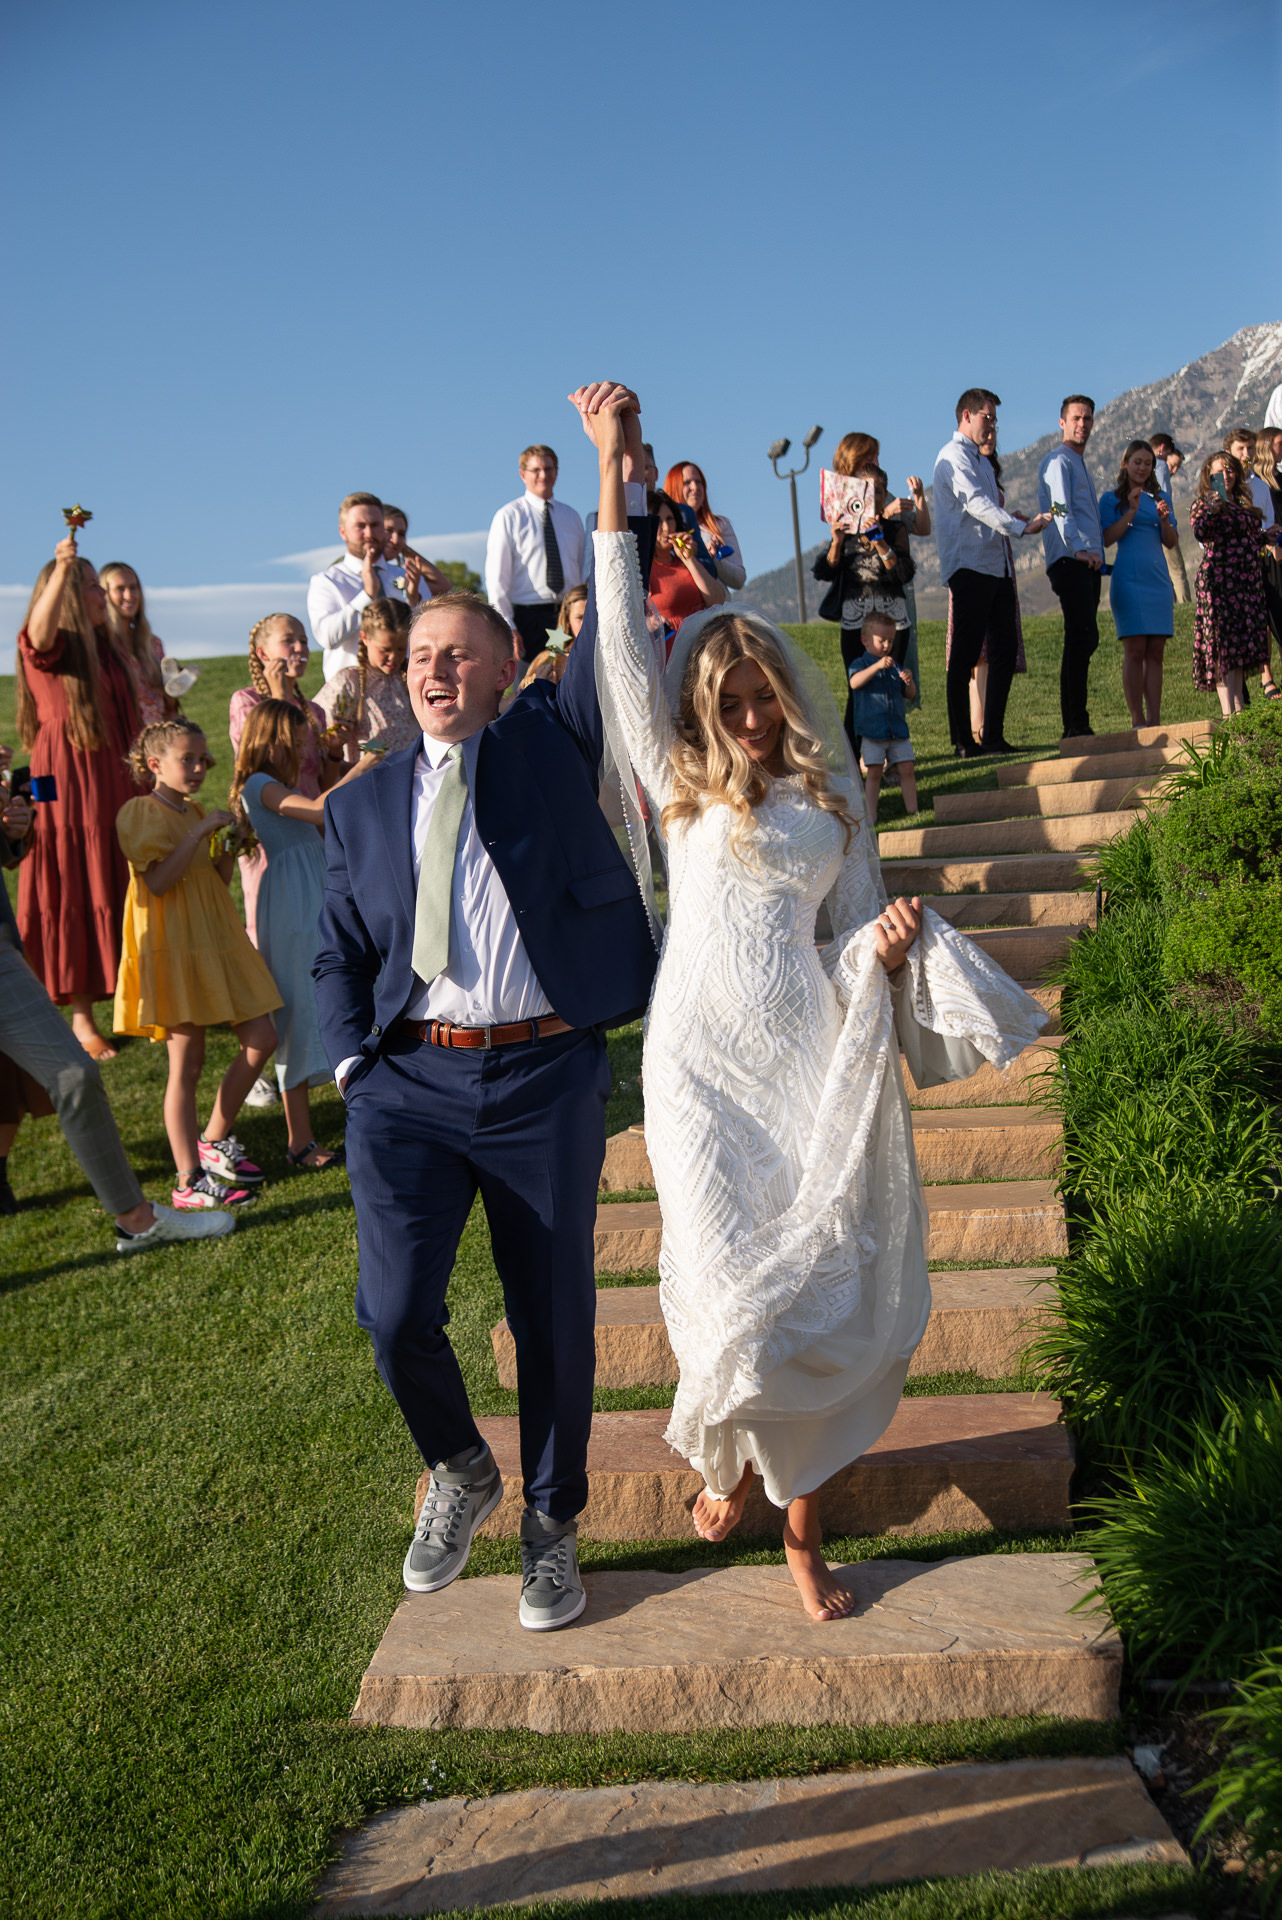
top-left (116, 1201), bottom-right (235, 1254)
top-left (403, 1444), bottom-right (503, 1593)
top-left (518, 1508), bottom-right (586, 1631)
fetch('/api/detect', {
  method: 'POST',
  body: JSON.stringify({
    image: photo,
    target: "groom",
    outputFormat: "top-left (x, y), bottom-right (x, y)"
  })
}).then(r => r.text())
top-left (314, 396), bottom-right (655, 1631)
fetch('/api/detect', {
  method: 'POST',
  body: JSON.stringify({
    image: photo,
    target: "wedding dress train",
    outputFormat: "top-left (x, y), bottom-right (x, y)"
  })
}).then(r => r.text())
top-left (592, 530), bottom-right (1047, 1507)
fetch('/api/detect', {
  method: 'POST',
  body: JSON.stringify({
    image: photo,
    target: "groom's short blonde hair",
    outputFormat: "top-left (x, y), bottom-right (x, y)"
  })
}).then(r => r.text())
top-left (408, 591), bottom-right (516, 659)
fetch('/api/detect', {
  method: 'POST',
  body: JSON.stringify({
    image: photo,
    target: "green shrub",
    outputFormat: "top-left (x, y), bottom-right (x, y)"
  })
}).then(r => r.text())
top-left (1039, 1002), bottom-right (1281, 1213)
top-left (1022, 1192), bottom-right (1282, 1468)
top-left (1086, 809), bottom-right (1162, 908)
top-left (1083, 1385), bottom-right (1282, 1686)
top-left (1050, 898), bottom-right (1168, 1030)
top-left (1153, 708), bottom-right (1282, 1038)
top-left (1198, 1645), bottom-right (1282, 1912)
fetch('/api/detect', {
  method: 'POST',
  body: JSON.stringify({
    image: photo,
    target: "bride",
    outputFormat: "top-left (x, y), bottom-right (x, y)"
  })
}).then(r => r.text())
top-left (574, 382), bottom-right (1047, 1620)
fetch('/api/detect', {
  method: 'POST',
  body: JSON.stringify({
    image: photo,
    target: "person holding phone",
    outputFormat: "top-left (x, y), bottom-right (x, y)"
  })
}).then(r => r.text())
top-left (646, 490), bottom-right (727, 640)
top-left (1188, 453), bottom-right (1269, 716)
top-left (1100, 440), bottom-right (1179, 729)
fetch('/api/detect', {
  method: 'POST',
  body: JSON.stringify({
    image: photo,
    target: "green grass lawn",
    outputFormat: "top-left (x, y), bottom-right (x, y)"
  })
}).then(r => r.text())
top-left (0, 626), bottom-right (1215, 1918)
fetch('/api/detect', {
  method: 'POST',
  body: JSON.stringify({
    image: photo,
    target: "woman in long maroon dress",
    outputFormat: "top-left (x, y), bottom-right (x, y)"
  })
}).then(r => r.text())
top-left (16, 537), bottom-right (139, 1058)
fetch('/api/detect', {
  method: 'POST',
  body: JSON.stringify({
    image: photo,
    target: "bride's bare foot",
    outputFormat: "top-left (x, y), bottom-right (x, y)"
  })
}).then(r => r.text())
top-left (784, 1495), bottom-right (859, 1622)
top-left (691, 1463), bottom-right (753, 1541)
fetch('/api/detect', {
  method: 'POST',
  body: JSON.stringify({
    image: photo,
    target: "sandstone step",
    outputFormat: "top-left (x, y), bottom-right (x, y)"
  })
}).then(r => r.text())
top-left (880, 850), bottom-right (1090, 895)
top-left (923, 892), bottom-right (1094, 930)
top-left (493, 1268), bottom-right (1057, 1390)
top-left (906, 1033), bottom-right (1062, 1108)
top-left (595, 1179), bottom-right (1065, 1273)
top-left (313, 1755), bottom-right (1182, 1912)
top-left (446, 1394), bottom-right (1072, 1542)
top-left (879, 810), bottom-right (1133, 859)
top-left (352, 1551), bottom-right (1112, 1733)
top-left (965, 923), bottom-right (1079, 981)
top-left (935, 776), bottom-right (1159, 825)
top-left (1058, 717), bottom-right (1215, 758)
top-left (601, 1109), bottom-right (1062, 1196)
top-left (998, 745), bottom-right (1185, 788)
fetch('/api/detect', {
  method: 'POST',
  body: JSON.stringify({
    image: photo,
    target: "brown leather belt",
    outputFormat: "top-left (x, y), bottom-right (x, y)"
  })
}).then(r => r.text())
top-left (403, 1015), bottom-right (574, 1050)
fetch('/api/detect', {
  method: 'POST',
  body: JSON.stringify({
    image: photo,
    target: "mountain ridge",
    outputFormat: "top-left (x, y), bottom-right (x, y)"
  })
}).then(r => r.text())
top-left (741, 322), bottom-right (1282, 622)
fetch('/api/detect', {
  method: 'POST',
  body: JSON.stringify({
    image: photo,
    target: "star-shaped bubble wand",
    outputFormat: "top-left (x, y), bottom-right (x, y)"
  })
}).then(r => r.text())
top-left (62, 504), bottom-right (93, 547)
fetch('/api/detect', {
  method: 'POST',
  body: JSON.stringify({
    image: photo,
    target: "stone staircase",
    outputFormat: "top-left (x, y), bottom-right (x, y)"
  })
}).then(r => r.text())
top-left (330, 721), bottom-right (1213, 1912)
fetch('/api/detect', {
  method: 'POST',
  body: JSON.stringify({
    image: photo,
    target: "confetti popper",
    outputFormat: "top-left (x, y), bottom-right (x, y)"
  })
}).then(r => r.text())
top-left (62, 504), bottom-right (93, 544)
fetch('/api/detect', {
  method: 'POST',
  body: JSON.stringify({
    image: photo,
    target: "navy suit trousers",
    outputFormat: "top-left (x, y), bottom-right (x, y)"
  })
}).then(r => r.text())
top-left (344, 1024), bottom-right (610, 1521)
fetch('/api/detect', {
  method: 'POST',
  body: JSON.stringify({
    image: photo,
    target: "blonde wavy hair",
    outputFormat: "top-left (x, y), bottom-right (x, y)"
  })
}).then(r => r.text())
top-left (661, 613), bottom-right (857, 856)
top-left (126, 719), bottom-right (209, 790)
top-left (99, 562), bottom-right (165, 704)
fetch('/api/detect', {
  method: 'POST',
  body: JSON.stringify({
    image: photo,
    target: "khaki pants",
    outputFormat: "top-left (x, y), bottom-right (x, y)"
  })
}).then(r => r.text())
top-left (1166, 542), bottom-right (1191, 604)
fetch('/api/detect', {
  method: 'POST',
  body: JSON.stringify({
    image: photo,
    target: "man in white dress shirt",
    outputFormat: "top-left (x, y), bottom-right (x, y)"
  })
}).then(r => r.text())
top-left (484, 446), bottom-right (586, 659)
top-left (307, 492), bottom-right (408, 682)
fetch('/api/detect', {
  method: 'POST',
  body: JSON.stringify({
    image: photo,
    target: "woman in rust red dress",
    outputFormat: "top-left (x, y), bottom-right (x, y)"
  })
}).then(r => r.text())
top-left (646, 490), bottom-right (727, 644)
top-left (16, 536), bottom-right (139, 1058)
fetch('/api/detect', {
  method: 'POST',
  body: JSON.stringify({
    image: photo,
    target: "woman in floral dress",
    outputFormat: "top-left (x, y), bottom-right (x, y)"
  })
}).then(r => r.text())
top-left (1189, 452), bottom-right (1269, 715)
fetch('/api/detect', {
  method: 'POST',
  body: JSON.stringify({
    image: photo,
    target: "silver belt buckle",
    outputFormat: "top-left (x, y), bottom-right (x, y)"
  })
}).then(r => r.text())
top-left (481, 1024), bottom-right (493, 1050)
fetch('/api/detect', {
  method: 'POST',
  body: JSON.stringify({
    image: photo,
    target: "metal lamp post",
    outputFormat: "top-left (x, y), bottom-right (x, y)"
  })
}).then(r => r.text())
top-left (768, 425), bottom-right (823, 622)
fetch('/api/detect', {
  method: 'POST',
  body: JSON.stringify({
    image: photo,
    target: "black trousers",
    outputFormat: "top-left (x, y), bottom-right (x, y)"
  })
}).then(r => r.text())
top-left (512, 601), bottom-right (560, 661)
top-left (946, 569), bottom-right (1019, 750)
top-left (1047, 556), bottom-right (1101, 735)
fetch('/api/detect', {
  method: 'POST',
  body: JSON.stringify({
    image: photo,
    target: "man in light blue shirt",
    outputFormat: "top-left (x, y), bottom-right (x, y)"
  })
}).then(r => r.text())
top-left (1037, 397), bottom-right (1103, 740)
top-left (933, 388), bottom-right (1051, 756)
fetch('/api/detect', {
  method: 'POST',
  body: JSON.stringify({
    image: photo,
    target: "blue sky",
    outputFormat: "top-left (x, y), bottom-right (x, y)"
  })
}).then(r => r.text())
top-left (1, 0), bottom-right (1275, 663)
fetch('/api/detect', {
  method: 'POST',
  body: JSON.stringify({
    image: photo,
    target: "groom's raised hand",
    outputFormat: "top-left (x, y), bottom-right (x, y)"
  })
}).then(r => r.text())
top-left (569, 383), bottom-right (644, 476)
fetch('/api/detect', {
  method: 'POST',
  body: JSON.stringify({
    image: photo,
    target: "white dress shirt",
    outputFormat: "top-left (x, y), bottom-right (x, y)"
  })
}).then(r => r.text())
top-left (932, 432), bottom-right (1034, 583)
top-left (336, 729), bottom-right (551, 1090)
top-left (307, 552), bottom-right (409, 681)
top-left (484, 491), bottom-right (586, 624)
top-left (1265, 382), bottom-right (1282, 430)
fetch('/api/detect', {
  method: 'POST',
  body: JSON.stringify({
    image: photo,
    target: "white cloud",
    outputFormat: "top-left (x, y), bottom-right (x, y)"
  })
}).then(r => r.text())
top-left (269, 530), bottom-right (490, 578)
top-left (0, 582), bottom-right (310, 675)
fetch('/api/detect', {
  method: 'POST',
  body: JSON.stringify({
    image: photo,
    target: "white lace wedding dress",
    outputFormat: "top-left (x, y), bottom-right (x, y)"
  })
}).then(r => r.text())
top-left (593, 530), bottom-right (1048, 1507)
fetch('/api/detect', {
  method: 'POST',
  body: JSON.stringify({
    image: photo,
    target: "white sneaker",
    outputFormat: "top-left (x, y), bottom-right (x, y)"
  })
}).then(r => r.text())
top-left (243, 1075), bottom-right (279, 1108)
top-left (116, 1200), bottom-right (235, 1254)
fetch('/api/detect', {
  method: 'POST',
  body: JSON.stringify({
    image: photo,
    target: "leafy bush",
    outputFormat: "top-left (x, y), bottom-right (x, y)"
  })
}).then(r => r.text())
top-left (1083, 1385), bottom-right (1282, 1686)
top-left (1153, 707), bottom-right (1282, 1038)
top-left (1050, 897), bottom-right (1168, 1030)
top-left (1199, 1646), bottom-right (1282, 1913)
top-left (1038, 1001), bottom-right (1281, 1213)
top-left (1022, 1192), bottom-right (1282, 1468)
top-left (1086, 808), bottom-right (1161, 908)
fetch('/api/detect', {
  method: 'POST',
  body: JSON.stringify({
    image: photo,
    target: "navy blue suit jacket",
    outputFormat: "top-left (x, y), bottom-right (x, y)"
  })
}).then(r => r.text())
top-left (313, 519), bottom-right (658, 1081)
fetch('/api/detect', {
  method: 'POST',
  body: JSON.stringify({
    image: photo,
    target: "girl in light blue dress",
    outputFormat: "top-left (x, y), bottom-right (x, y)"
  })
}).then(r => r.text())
top-left (1101, 439), bottom-right (1180, 729)
top-left (229, 700), bottom-right (377, 1169)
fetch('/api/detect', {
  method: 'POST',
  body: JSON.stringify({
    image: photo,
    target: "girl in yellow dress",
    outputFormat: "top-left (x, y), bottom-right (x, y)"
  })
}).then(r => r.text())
top-left (114, 719), bottom-right (282, 1211)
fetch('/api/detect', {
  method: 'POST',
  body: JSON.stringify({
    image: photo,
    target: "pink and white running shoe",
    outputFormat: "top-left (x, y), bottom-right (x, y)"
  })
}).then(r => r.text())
top-left (173, 1172), bottom-right (255, 1210)
top-left (198, 1133), bottom-right (264, 1185)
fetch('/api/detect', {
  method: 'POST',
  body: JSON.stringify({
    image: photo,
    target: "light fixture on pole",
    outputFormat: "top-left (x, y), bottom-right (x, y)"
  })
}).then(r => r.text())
top-left (769, 425), bottom-right (823, 622)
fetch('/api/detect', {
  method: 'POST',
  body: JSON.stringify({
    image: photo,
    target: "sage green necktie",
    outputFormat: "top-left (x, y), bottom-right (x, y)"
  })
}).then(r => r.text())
top-left (411, 743), bottom-right (467, 986)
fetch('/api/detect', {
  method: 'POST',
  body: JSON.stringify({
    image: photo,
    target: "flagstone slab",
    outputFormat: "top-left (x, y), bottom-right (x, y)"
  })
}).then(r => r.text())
top-left (312, 1755), bottom-right (1182, 1914)
top-left (1059, 717), bottom-right (1214, 757)
top-left (350, 1552), bottom-right (1116, 1734)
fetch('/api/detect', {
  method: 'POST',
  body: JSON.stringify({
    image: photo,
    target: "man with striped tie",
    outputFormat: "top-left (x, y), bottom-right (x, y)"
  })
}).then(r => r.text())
top-left (484, 444), bottom-right (587, 659)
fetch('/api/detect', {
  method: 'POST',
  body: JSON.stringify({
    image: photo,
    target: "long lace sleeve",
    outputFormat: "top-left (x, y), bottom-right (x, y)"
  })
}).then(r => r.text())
top-left (592, 529), bottom-right (676, 813)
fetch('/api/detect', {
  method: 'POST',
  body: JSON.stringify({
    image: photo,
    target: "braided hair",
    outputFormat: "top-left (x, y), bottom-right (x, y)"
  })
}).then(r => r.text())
top-left (126, 718), bottom-right (209, 790)
top-left (247, 613), bottom-right (320, 741)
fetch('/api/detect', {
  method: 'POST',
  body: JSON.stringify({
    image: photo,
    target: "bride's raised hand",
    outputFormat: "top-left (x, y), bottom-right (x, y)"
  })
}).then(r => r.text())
top-left (875, 895), bottom-right (922, 972)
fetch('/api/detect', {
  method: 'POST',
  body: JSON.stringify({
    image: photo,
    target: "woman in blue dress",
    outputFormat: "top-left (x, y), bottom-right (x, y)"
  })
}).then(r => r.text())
top-left (229, 700), bottom-right (377, 1169)
top-left (1100, 440), bottom-right (1180, 728)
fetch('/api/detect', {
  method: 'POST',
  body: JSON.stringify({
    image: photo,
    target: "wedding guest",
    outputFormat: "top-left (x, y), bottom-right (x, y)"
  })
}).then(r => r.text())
top-left (1100, 441), bottom-right (1179, 728)
top-left (307, 493), bottom-right (405, 682)
top-left (485, 445), bottom-right (586, 659)
top-left (1189, 452), bottom-right (1269, 715)
top-left (114, 720), bottom-right (282, 1208)
top-left (1251, 432), bottom-right (1282, 698)
top-left (1037, 396), bottom-right (1104, 741)
top-left (15, 537), bottom-right (140, 1058)
top-left (1150, 434), bottom-right (1191, 605)
top-left (231, 702), bottom-right (376, 1170)
top-left (1266, 382), bottom-right (1282, 430)
top-left (665, 461), bottom-right (747, 588)
top-left (828, 431), bottom-right (928, 715)
top-left (100, 563), bottom-right (170, 726)
top-left (847, 610), bottom-right (918, 823)
top-left (647, 491), bottom-right (727, 637)
top-left (381, 506), bottom-right (454, 608)
top-left (500, 585), bottom-right (588, 709)
top-left (812, 465), bottom-right (914, 755)
top-left (933, 390), bottom-right (1050, 757)
top-left (0, 766), bottom-right (233, 1243)
top-left (641, 443), bottom-right (660, 490)
top-left (230, 614), bottom-right (350, 946)
top-left (945, 447), bottom-right (1028, 746)
top-left (1225, 429), bottom-right (1272, 519)
top-left (314, 600), bottom-right (419, 759)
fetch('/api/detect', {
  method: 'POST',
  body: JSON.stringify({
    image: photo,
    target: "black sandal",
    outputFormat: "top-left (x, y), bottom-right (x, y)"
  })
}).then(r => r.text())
top-left (285, 1140), bottom-right (345, 1171)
